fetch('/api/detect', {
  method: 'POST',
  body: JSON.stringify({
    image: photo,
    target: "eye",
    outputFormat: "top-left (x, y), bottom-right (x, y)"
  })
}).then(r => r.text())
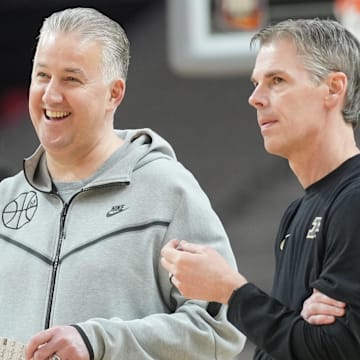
top-left (272, 76), bottom-right (283, 85)
top-left (66, 76), bottom-right (80, 82)
top-left (36, 72), bottom-right (49, 79)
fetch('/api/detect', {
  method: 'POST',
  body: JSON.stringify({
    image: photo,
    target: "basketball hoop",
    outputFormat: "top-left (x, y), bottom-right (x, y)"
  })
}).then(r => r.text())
top-left (334, 0), bottom-right (360, 39)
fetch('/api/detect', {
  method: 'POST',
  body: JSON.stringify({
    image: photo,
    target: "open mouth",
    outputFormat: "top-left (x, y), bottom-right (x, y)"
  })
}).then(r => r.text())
top-left (45, 110), bottom-right (71, 120)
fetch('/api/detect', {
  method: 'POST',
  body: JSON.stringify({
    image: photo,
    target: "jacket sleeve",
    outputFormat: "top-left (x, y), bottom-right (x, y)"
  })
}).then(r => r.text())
top-left (228, 283), bottom-right (360, 360)
top-left (227, 191), bottom-right (360, 360)
top-left (75, 165), bottom-right (246, 360)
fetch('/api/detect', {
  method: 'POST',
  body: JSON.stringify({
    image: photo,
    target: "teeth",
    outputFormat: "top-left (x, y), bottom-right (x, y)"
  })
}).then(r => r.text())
top-left (46, 110), bottom-right (71, 119)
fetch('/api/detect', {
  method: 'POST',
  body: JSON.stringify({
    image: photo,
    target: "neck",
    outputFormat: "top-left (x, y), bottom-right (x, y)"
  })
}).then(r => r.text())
top-left (46, 135), bottom-right (124, 182)
top-left (289, 141), bottom-right (359, 189)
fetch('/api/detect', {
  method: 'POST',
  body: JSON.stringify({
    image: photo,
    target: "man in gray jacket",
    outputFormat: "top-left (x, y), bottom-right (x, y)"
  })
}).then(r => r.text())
top-left (0, 7), bottom-right (245, 360)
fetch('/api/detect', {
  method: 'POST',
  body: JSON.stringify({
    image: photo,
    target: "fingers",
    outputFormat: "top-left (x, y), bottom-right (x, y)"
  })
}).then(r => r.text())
top-left (160, 240), bottom-right (206, 274)
top-left (301, 301), bottom-right (345, 322)
top-left (160, 251), bottom-right (174, 274)
top-left (161, 239), bottom-right (204, 260)
top-left (166, 238), bottom-right (180, 249)
top-left (301, 289), bottom-right (346, 325)
top-left (312, 289), bottom-right (346, 308)
top-left (161, 239), bottom-right (180, 259)
top-left (161, 240), bottom-right (178, 270)
top-left (26, 326), bottom-right (89, 360)
top-left (25, 329), bottom-right (55, 360)
top-left (303, 314), bottom-right (337, 325)
top-left (177, 240), bottom-right (207, 254)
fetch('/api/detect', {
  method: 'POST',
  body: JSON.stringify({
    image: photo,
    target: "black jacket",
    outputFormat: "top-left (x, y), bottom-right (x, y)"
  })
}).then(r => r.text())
top-left (228, 154), bottom-right (360, 359)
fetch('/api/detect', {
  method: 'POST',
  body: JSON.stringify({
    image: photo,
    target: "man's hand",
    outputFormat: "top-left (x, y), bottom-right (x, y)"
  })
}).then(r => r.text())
top-left (25, 325), bottom-right (89, 360)
top-left (301, 289), bottom-right (346, 325)
top-left (161, 239), bottom-right (247, 304)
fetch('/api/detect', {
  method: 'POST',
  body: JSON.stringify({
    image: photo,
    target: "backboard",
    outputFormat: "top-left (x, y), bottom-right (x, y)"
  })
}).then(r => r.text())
top-left (166, 0), bottom-right (334, 77)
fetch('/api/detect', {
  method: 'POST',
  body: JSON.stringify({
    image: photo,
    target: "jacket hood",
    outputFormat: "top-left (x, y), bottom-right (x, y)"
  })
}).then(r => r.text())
top-left (23, 128), bottom-right (177, 192)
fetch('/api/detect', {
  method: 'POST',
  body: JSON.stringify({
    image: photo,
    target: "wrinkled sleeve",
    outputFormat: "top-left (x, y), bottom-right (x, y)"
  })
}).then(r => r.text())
top-left (227, 192), bottom-right (360, 360)
top-left (76, 164), bottom-right (246, 360)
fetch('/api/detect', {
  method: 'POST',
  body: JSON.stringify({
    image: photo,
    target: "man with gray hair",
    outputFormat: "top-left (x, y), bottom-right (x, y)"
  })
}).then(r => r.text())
top-left (161, 18), bottom-right (360, 359)
top-left (0, 7), bottom-right (246, 360)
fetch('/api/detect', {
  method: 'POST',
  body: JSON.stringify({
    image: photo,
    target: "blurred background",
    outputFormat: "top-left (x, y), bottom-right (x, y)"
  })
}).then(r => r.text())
top-left (0, 0), bottom-right (358, 358)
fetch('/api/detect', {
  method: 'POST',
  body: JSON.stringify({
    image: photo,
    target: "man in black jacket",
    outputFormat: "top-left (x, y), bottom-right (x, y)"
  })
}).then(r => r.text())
top-left (161, 18), bottom-right (360, 359)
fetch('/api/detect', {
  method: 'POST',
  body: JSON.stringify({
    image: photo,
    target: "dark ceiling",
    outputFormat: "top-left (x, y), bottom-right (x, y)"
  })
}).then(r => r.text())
top-left (0, 0), bottom-right (161, 93)
top-left (0, 0), bottom-right (334, 94)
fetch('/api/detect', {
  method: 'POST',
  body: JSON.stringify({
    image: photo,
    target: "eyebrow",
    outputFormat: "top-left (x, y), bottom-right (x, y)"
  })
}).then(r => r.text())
top-left (34, 62), bottom-right (88, 80)
top-left (64, 67), bottom-right (85, 76)
top-left (250, 70), bottom-right (287, 83)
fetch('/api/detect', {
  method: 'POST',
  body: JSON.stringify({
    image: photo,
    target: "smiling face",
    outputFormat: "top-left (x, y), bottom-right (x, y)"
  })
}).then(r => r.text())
top-left (248, 38), bottom-right (330, 159)
top-left (29, 31), bottom-right (123, 158)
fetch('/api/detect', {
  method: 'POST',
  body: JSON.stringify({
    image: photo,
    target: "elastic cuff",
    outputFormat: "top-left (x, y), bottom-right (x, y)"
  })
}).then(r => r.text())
top-left (71, 324), bottom-right (94, 360)
top-left (206, 301), bottom-right (222, 317)
top-left (228, 283), bottom-right (252, 307)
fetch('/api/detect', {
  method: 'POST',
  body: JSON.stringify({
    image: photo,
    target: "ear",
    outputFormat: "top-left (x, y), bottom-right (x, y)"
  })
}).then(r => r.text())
top-left (107, 79), bottom-right (126, 110)
top-left (324, 72), bottom-right (347, 108)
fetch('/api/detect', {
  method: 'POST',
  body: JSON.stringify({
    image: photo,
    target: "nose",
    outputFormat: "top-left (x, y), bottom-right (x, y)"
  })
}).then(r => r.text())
top-left (248, 85), bottom-right (268, 109)
top-left (42, 80), bottom-right (63, 104)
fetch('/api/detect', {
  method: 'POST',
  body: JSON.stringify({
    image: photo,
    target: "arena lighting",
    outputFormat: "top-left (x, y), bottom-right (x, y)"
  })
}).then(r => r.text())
top-left (166, 0), bottom-right (334, 77)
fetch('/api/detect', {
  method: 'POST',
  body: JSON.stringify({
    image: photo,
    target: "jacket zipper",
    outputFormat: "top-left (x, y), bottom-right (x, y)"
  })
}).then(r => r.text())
top-left (43, 182), bottom-right (129, 329)
top-left (44, 202), bottom-right (68, 329)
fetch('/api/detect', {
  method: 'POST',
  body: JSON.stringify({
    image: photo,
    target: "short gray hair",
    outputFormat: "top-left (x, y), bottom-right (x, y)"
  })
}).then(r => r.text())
top-left (36, 7), bottom-right (130, 83)
top-left (251, 18), bottom-right (360, 127)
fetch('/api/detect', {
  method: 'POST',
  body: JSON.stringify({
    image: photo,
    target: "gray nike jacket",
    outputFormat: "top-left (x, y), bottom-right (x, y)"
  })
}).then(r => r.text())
top-left (0, 128), bottom-right (245, 359)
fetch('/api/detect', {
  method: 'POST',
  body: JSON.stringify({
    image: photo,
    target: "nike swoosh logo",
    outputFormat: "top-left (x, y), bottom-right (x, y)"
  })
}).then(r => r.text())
top-left (106, 205), bottom-right (128, 217)
top-left (280, 234), bottom-right (290, 251)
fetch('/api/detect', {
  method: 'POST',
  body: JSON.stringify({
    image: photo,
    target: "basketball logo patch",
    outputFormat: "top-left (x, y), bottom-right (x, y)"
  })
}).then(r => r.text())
top-left (2, 191), bottom-right (38, 229)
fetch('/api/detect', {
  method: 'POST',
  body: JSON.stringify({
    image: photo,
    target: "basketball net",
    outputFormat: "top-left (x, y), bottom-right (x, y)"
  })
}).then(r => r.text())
top-left (334, 0), bottom-right (360, 39)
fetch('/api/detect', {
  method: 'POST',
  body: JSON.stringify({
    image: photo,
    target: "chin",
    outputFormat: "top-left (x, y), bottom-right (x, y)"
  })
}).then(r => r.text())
top-left (41, 136), bottom-right (69, 152)
top-left (264, 141), bottom-right (286, 158)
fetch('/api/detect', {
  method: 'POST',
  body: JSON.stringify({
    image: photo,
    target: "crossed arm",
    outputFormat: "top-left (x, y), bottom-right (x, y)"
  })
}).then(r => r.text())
top-left (301, 288), bottom-right (345, 324)
top-left (160, 239), bottom-right (346, 324)
top-left (24, 239), bottom-right (346, 360)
